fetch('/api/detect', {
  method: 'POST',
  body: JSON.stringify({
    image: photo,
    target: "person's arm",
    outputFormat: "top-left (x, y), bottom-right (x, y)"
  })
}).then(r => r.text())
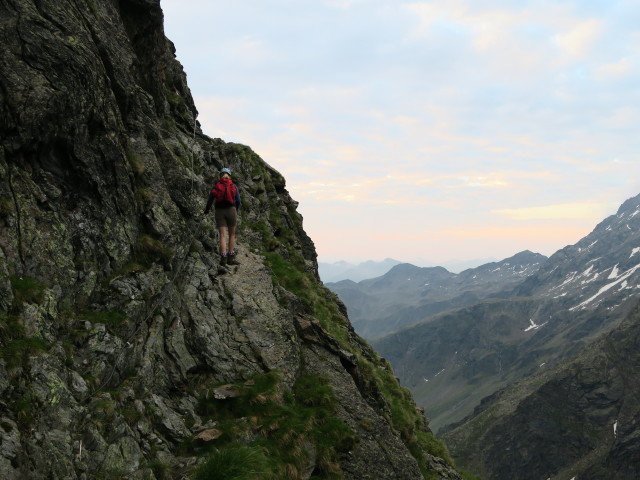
top-left (204, 191), bottom-right (214, 214)
top-left (235, 188), bottom-right (241, 211)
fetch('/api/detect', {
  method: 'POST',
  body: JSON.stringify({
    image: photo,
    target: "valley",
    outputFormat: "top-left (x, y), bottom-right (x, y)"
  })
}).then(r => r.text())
top-left (329, 193), bottom-right (640, 477)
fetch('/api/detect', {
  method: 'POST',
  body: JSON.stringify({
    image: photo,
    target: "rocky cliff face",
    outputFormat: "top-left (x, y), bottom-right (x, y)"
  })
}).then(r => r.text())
top-left (0, 1), bottom-right (464, 479)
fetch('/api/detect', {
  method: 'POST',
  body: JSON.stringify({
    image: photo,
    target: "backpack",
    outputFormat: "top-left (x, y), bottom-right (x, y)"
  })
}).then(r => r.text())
top-left (212, 177), bottom-right (237, 207)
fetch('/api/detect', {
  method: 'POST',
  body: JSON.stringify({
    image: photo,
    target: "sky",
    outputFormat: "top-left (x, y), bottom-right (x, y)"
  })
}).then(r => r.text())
top-left (161, 0), bottom-right (640, 267)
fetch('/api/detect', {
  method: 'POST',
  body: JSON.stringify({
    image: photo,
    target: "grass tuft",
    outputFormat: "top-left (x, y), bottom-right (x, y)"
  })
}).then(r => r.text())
top-left (135, 235), bottom-right (174, 267)
top-left (79, 310), bottom-right (127, 330)
top-left (0, 337), bottom-right (48, 369)
top-left (192, 445), bottom-right (269, 480)
top-left (10, 276), bottom-right (46, 305)
top-left (192, 370), bottom-right (356, 480)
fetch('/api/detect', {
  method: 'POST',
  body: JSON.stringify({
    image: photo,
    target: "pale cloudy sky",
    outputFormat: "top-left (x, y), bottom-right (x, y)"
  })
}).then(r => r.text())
top-left (161, 0), bottom-right (640, 266)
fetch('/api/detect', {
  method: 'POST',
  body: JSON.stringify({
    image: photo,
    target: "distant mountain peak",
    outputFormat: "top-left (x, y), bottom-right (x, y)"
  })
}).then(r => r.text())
top-left (387, 263), bottom-right (449, 274)
top-left (319, 258), bottom-right (403, 283)
top-left (616, 191), bottom-right (640, 215)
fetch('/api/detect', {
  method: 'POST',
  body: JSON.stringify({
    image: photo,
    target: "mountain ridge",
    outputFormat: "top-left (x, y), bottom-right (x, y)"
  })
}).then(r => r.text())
top-left (442, 300), bottom-right (640, 479)
top-left (319, 256), bottom-right (500, 283)
top-left (318, 258), bottom-right (403, 283)
top-left (371, 192), bottom-right (640, 432)
top-left (434, 193), bottom-right (640, 478)
top-left (327, 250), bottom-right (547, 340)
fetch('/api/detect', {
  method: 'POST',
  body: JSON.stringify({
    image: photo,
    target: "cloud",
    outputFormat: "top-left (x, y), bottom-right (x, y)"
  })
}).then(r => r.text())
top-left (163, 0), bottom-right (640, 264)
top-left (553, 18), bottom-right (604, 61)
top-left (432, 224), bottom-right (591, 241)
top-left (493, 202), bottom-right (611, 220)
top-left (595, 58), bottom-right (632, 80)
top-left (453, 176), bottom-right (508, 188)
top-left (602, 106), bottom-right (639, 129)
top-left (317, 222), bottom-right (595, 261)
top-left (322, 0), bottom-right (363, 9)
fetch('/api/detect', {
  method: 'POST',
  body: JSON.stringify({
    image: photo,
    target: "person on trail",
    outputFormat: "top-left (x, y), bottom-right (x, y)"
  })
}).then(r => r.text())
top-left (203, 167), bottom-right (241, 266)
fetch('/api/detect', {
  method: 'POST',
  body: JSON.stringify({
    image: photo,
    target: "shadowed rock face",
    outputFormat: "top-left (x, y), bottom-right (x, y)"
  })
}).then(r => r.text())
top-left (442, 301), bottom-right (640, 480)
top-left (0, 1), bottom-right (464, 478)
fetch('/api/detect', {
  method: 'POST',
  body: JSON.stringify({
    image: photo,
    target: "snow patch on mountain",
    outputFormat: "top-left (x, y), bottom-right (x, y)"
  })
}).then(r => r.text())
top-left (608, 264), bottom-right (620, 279)
top-left (578, 240), bottom-right (598, 253)
top-left (556, 272), bottom-right (578, 289)
top-left (549, 265), bottom-right (603, 294)
top-left (581, 267), bottom-right (600, 285)
top-left (581, 265), bottom-right (594, 277)
top-left (524, 318), bottom-right (547, 332)
top-left (570, 263), bottom-right (640, 311)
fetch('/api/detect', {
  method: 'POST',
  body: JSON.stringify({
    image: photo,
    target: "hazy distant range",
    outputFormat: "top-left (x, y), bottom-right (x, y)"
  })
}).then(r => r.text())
top-left (318, 257), bottom-right (496, 283)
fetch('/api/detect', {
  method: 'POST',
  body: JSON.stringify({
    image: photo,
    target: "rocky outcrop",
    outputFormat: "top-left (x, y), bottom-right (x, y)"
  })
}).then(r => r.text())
top-left (0, 0), bottom-right (464, 478)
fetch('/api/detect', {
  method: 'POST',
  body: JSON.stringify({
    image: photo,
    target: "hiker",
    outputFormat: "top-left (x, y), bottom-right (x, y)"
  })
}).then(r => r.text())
top-left (203, 167), bottom-right (241, 266)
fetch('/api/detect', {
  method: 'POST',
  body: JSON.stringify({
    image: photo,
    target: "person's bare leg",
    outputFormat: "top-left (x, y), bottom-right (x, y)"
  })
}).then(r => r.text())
top-left (218, 226), bottom-right (228, 255)
top-left (218, 226), bottom-right (228, 265)
top-left (227, 225), bottom-right (241, 265)
top-left (228, 225), bottom-right (236, 253)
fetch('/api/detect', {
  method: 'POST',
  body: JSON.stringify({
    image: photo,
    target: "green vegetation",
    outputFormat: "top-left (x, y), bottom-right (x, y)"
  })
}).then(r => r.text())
top-left (135, 234), bottom-right (174, 267)
top-left (460, 470), bottom-right (483, 480)
top-left (245, 219), bottom-right (280, 252)
top-left (126, 151), bottom-right (145, 177)
top-left (113, 234), bottom-right (174, 276)
top-left (192, 445), bottom-right (269, 480)
top-left (79, 310), bottom-right (127, 331)
top-left (356, 351), bottom-right (455, 478)
top-left (0, 196), bottom-right (14, 216)
top-left (0, 335), bottom-right (48, 370)
top-left (147, 460), bottom-right (171, 480)
top-left (10, 275), bottom-right (46, 305)
top-left (263, 252), bottom-right (307, 297)
top-left (194, 147), bottom-right (470, 478)
top-left (263, 251), bottom-right (350, 344)
top-left (88, 394), bottom-right (120, 436)
top-left (8, 391), bottom-right (38, 427)
top-left (135, 187), bottom-right (153, 205)
top-left (0, 311), bottom-right (20, 342)
top-left (192, 370), bottom-right (356, 480)
top-left (88, 1), bottom-right (98, 16)
top-left (261, 248), bottom-right (461, 479)
top-left (0, 277), bottom-right (49, 370)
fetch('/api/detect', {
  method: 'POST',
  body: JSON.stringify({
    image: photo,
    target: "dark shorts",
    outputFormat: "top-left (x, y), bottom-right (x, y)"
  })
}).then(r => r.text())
top-left (214, 206), bottom-right (237, 228)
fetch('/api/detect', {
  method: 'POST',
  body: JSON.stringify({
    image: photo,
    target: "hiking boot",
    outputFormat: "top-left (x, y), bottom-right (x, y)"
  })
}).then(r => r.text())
top-left (220, 254), bottom-right (228, 266)
top-left (227, 252), bottom-right (240, 265)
